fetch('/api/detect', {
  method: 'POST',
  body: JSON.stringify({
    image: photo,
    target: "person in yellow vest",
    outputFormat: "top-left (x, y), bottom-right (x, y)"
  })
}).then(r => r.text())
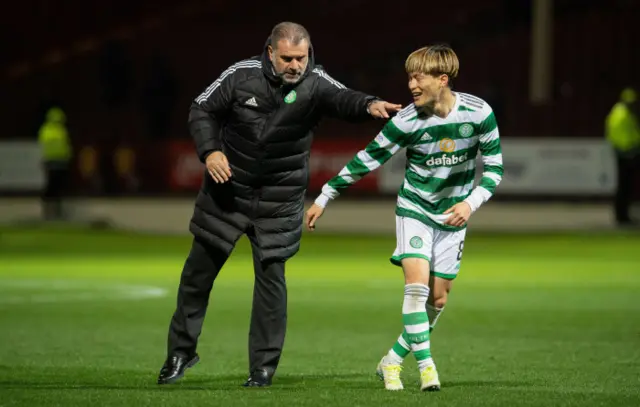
top-left (605, 88), bottom-right (640, 226)
top-left (38, 107), bottom-right (72, 220)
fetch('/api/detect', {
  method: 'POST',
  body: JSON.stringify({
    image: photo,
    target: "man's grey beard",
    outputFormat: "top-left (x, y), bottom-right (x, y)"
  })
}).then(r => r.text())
top-left (280, 72), bottom-right (302, 84)
top-left (272, 66), bottom-right (302, 84)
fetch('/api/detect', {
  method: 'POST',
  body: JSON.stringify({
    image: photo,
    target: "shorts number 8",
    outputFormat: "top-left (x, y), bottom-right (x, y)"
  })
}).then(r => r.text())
top-left (457, 241), bottom-right (464, 261)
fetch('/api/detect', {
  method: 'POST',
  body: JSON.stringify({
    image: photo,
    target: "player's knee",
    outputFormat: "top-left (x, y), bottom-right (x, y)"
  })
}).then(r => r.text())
top-left (429, 290), bottom-right (448, 308)
top-left (433, 295), bottom-right (448, 309)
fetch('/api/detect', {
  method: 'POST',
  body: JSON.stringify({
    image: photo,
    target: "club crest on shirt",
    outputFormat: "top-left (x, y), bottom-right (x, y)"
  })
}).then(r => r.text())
top-left (458, 123), bottom-right (474, 138)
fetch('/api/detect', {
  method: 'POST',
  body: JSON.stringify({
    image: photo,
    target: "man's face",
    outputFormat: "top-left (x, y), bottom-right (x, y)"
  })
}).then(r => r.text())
top-left (269, 39), bottom-right (309, 84)
top-left (408, 72), bottom-right (448, 108)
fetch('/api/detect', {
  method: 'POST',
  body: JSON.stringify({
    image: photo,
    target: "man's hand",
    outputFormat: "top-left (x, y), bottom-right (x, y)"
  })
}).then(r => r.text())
top-left (443, 202), bottom-right (472, 227)
top-left (305, 203), bottom-right (325, 231)
top-left (368, 100), bottom-right (402, 119)
top-left (205, 151), bottom-right (232, 183)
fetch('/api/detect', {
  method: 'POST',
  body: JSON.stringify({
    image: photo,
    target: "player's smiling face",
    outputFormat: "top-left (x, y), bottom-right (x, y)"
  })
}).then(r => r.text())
top-left (408, 72), bottom-right (448, 108)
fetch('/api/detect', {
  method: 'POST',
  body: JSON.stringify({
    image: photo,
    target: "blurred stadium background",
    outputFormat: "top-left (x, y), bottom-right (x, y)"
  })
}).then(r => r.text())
top-left (1, 1), bottom-right (639, 406)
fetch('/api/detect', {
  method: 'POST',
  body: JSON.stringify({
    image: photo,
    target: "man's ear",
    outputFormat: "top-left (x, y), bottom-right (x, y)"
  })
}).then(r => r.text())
top-left (268, 45), bottom-right (274, 62)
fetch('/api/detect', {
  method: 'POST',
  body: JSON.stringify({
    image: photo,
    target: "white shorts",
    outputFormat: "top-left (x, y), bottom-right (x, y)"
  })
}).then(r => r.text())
top-left (390, 216), bottom-right (467, 280)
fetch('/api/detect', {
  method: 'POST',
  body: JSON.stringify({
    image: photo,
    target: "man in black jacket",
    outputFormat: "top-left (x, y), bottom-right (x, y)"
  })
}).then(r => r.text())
top-left (157, 21), bottom-right (401, 387)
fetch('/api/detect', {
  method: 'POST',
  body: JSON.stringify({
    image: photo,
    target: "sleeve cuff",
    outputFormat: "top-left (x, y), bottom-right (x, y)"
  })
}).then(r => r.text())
top-left (464, 187), bottom-right (492, 213)
top-left (365, 97), bottom-right (380, 114)
top-left (463, 197), bottom-right (479, 213)
top-left (196, 139), bottom-right (221, 163)
top-left (314, 193), bottom-right (332, 209)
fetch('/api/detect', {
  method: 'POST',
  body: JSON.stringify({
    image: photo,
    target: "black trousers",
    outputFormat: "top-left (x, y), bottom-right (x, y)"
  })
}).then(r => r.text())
top-left (42, 165), bottom-right (69, 220)
top-left (614, 151), bottom-right (637, 223)
top-left (166, 228), bottom-right (287, 376)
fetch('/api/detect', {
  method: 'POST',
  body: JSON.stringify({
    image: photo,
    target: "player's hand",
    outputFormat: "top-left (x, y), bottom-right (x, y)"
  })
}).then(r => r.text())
top-left (205, 151), bottom-right (232, 183)
top-left (443, 202), bottom-right (471, 227)
top-left (305, 204), bottom-right (325, 231)
top-left (368, 100), bottom-right (403, 119)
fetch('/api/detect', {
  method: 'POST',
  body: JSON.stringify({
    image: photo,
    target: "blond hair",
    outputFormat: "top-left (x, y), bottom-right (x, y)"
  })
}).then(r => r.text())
top-left (405, 45), bottom-right (459, 81)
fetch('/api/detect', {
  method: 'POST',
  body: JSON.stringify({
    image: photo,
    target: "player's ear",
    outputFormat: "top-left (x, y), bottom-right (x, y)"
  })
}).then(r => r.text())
top-left (440, 74), bottom-right (449, 88)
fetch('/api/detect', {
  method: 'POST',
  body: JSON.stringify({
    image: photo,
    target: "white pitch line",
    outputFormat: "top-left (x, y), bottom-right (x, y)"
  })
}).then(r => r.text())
top-left (0, 280), bottom-right (168, 305)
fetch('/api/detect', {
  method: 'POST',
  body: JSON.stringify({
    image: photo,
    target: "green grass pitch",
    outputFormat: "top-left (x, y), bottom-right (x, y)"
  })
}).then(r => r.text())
top-left (1, 226), bottom-right (639, 406)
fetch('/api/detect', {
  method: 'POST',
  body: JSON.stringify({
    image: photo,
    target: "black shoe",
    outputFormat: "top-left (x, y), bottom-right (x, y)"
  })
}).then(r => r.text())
top-left (242, 369), bottom-right (272, 387)
top-left (157, 354), bottom-right (200, 384)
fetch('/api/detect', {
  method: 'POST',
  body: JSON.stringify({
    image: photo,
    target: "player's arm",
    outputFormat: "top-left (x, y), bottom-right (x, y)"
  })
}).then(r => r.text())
top-left (306, 120), bottom-right (407, 230)
top-left (314, 66), bottom-right (378, 121)
top-left (443, 108), bottom-right (503, 227)
top-left (464, 109), bottom-right (504, 213)
top-left (188, 65), bottom-right (236, 163)
top-left (316, 120), bottom-right (406, 207)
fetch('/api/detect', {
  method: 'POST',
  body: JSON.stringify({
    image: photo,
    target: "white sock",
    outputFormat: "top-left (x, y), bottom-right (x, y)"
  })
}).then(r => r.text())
top-left (385, 350), bottom-right (404, 365)
top-left (403, 284), bottom-right (433, 369)
top-left (385, 333), bottom-right (410, 365)
top-left (412, 340), bottom-right (435, 371)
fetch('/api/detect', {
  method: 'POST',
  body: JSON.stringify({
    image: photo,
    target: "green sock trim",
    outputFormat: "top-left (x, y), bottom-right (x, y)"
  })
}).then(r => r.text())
top-left (414, 348), bottom-right (432, 361)
top-left (407, 332), bottom-right (430, 343)
top-left (403, 311), bottom-right (429, 326)
top-left (392, 341), bottom-right (410, 358)
top-left (403, 310), bottom-right (430, 343)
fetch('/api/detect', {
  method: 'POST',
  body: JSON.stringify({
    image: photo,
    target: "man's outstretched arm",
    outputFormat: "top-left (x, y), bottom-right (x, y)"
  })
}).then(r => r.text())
top-left (314, 67), bottom-right (402, 121)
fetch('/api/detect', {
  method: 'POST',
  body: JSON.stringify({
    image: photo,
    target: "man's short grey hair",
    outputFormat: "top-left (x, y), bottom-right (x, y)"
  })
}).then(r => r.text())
top-left (270, 22), bottom-right (311, 49)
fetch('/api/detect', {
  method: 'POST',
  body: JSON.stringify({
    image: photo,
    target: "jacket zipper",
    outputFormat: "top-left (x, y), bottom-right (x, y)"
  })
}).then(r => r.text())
top-left (253, 85), bottom-right (284, 218)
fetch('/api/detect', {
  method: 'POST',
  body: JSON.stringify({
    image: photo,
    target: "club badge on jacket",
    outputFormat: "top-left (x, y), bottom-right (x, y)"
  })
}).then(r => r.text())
top-left (284, 90), bottom-right (297, 104)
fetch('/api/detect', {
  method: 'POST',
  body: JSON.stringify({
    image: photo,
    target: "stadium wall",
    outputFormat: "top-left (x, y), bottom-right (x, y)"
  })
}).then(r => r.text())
top-left (0, 137), bottom-right (633, 200)
top-left (0, 138), bottom-right (636, 234)
top-left (0, 197), bottom-right (628, 235)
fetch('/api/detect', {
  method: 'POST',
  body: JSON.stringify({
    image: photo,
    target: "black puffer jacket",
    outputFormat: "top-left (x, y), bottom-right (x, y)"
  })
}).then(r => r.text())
top-left (187, 38), bottom-right (377, 262)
